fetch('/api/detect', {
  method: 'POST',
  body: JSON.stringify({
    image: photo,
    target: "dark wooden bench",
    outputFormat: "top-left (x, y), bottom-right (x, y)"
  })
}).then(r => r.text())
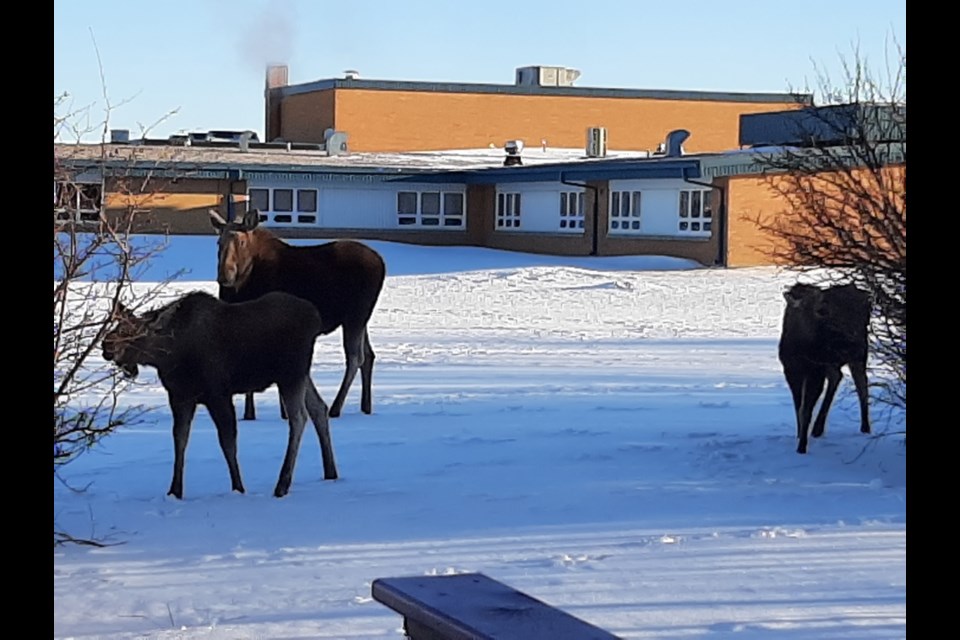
top-left (371, 572), bottom-right (622, 640)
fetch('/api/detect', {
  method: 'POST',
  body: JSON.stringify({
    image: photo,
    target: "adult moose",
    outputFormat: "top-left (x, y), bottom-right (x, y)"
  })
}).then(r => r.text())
top-left (778, 282), bottom-right (872, 454)
top-left (102, 291), bottom-right (339, 499)
top-left (210, 208), bottom-right (386, 420)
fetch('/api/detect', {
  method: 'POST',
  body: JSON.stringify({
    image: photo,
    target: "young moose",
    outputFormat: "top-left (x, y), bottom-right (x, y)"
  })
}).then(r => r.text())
top-left (102, 291), bottom-right (339, 499)
top-left (778, 282), bottom-right (872, 454)
top-left (210, 209), bottom-right (386, 420)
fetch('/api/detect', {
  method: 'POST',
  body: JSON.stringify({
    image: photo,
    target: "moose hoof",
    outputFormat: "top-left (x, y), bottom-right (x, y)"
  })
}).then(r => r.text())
top-left (233, 485), bottom-right (246, 494)
top-left (328, 408), bottom-right (342, 418)
top-left (796, 445), bottom-right (808, 454)
top-left (167, 488), bottom-right (184, 500)
top-left (273, 485), bottom-right (289, 498)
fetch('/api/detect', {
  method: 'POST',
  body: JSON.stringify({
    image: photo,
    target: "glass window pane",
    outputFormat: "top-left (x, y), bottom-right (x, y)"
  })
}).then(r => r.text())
top-left (632, 192), bottom-right (641, 217)
top-left (398, 192), bottom-right (418, 215)
top-left (497, 193), bottom-right (504, 214)
top-left (422, 192), bottom-right (440, 215)
top-left (249, 188), bottom-right (269, 211)
top-left (513, 194), bottom-right (521, 215)
top-left (297, 189), bottom-right (317, 212)
top-left (611, 192), bottom-right (620, 217)
top-left (578, 192), bottom-right (584, 214)
top-left (691, 191), bottom-right (701, 218)
top-left (560, 192), bottom-right (568, 215)
top-left (679, 191), bottom-right (689, 217)
top-left (443, 193), bottom-right (463, 215)
top-left (273, 189), bottom-right (293, 212)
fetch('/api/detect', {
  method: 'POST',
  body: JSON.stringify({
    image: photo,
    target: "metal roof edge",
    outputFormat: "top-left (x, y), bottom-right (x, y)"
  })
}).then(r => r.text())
top-left (278, 78), bottom-right (811, 105)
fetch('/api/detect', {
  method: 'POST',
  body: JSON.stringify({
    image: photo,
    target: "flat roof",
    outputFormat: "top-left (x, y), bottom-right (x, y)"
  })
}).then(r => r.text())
top-left (276, 77), bottom-right (813, 105)
top-left (61, 141), bottom-right (893, 184)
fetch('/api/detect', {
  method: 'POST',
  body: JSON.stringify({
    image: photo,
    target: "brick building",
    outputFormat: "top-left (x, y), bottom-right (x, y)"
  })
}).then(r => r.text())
top-left (264, 64), bottom-right (809, 153)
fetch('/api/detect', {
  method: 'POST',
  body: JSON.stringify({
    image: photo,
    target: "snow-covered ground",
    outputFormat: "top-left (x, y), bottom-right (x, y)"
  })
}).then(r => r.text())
top-left (54, 237), bottom-right (906, 639)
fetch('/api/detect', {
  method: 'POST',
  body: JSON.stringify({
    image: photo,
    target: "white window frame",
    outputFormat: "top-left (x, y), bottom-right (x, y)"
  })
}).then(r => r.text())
top-left (559, 191), bottom-right (585, 232)
top-left (395, 190), bottom-right (466, 229)
top-left (54, 180), bottom-right (102, 223)
top-left (248, 187), bottom-right (319, 226)
top-left (678, 189), bottom-right (713, 236)
top-left (496, 191), bottom-right (522, 229)
top-left (608, 190), bottom-right (642, 234)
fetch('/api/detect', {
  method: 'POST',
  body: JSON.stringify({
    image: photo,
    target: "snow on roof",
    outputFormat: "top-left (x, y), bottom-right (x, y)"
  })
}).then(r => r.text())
top-left (55, 142), bottom-right (656, 172)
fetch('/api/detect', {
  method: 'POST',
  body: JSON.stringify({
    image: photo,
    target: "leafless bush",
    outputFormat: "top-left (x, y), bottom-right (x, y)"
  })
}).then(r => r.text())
top-left (751, 40), bottom-right (905, 415)
top-left (54, 47), bottom-right (181, 545)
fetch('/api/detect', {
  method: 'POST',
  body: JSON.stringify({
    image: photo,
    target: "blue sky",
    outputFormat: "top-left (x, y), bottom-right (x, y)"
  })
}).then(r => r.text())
top-left (54, 0), bottom-right (905, 142)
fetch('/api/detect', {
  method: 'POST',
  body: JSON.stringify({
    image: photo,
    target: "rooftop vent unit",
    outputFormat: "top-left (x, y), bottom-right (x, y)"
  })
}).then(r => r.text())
top-left (504, 139), bottom-right (524, 166)
top-left (663, 129), bottom-right (690, 157)
top-left (586, 126), bottom-right (607, 158)
top-left (110, 129), bottom-right (130, 144)
top-left (515, 65), bottom-right (581, 87)
top-left (343, 69), bottom-right (360, 80)
top-left (324, 128), bottom-right (349, 156)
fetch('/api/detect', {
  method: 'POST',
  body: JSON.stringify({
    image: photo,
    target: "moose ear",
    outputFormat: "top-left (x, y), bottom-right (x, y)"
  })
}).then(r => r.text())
top-left (113, 301), bottom-right (135, 319)
top-left (209, 209), bottom-right (228, 231)
top-left (242, 208), bottom-right (261, 230)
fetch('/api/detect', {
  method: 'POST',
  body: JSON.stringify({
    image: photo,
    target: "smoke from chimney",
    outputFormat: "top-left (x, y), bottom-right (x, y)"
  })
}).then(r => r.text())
top-left (237, 0), bottom-right (296, 74)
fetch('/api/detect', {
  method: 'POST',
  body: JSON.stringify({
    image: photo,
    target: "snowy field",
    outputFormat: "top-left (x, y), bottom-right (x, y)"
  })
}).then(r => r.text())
top-left (54, 237), bottom-right (906, 639)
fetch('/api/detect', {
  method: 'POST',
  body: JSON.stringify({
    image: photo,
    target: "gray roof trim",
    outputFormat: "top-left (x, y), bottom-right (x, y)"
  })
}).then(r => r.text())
top-left (277, 78), bottom-right (812, 105)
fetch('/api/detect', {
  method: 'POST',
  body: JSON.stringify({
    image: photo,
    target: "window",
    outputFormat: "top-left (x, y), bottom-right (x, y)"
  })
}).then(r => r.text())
top-left (249, 188), bottom-right (269, 212)
top-left (273, 189), bottom-right (293, 212)
top-left (559, 191), bottom-right (585, 231)
top-left (396, 191), bottom-right (465, 228)
top-left (443, 193), bottom-right (464, 227)
top-left (679, 189), bottom-right (713, 235)
top-left (247, 187), bottom-right (319, 225)
top-left (496, 192), bottom-right (521, 229)
top-left (55, 181), bottom-right (102, 222)
top-left (609, 190), bottom-right (642, 233)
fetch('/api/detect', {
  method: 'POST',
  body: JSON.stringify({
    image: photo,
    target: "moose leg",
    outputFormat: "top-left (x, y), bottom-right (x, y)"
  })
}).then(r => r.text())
top-left (275, 381), bottom-right (309, 497)
top-left (797, 372), bottom-right (826, 455)
top-left (168, 400), bottom-right (197, 500)
top-left (305, 378), bottom-right (339, 480)
top-left (242, 392), bottom-right (256, 421)
top-left (279, 388), bottom-right (288, 420)
top-left (783, 366), bottom-right (805, 439)
top-left (206, 397), bottom-right (245, 495)
top-left (329, 326), bottom-right (365, 418)
top-left (811, 366), bottom-right (843, 438)
top-left (849, 358), bottom-right (871, 434)
top-left (360, 328), bottom-right (375, 415)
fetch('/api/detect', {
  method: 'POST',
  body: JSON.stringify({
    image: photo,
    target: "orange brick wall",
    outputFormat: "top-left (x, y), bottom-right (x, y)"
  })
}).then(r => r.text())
top-left (103, 178), bottom-right (238, 234)
top-left (722, 175), bottom-right (792, 267)
top-left (722, 165), bottom-right (905, 268)
top-left (279, 90), bottom-right (337, 143)
top-left (277, 88), bottom-right (803, 152)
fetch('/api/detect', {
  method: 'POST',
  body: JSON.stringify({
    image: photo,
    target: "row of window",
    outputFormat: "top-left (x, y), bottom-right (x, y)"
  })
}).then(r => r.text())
top-left (398, 191), bottom-right (465, 227)
top-left (248, 187), bottom-right (317, 224)
top-left (244, 186), bottom-right (711, 235)
top-left (494, 188), bottom-right (712, 235)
